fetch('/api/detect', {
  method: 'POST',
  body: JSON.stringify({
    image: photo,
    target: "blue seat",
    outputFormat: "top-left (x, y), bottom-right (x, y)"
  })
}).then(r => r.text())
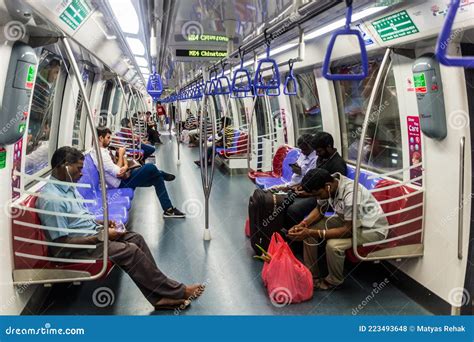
top-left (216, 130), bottom-right (240, 154)
top-left (77, 154), bottom-right (133, 223)
top-left (255, 149), bottom-right (300, 189)
top-left (345, 165), bottom-right (382, 190)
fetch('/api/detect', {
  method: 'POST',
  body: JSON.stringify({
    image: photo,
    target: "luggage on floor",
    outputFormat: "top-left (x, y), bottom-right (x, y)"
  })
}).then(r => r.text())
top-left (248, 189), bottom-right (294, 254)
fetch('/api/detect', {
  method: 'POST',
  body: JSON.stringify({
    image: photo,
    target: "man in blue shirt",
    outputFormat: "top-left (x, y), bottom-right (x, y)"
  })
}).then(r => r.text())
top-left (36, 147), bottom-right (204, 310)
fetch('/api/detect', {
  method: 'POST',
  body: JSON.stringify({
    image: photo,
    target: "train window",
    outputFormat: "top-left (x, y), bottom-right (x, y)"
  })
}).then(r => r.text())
top-left (234, 97), bottom-right (248, 129)
top-left (25, 50), bottom-right (64, 175)
top-left (333, 57), bottom-right (403, 175)
top-left (99, 80), bottom-right (114, 126)
top-left (72, 69), bottom-right (95, 149)
top-left (287, 70), bottom-right (323, 137)
top-left (212, 96), bottom-right (223, 120)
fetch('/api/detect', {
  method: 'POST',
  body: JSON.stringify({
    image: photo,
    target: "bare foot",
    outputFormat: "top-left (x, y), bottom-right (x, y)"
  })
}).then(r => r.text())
top-left (155, 298), bottom-right (190, 310)
top-left (184, 284), bottom-right (206, 300)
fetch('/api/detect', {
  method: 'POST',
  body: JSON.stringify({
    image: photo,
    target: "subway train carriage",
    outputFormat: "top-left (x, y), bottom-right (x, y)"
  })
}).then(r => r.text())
top-left (0, 0), bottom-right (473, 317)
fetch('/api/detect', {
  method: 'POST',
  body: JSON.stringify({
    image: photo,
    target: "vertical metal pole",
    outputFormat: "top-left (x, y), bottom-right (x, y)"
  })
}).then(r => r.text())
top-left (176, 97), bottom-right (182, 165)
top-left (61, 37), bottom-right (109, 277)
top-left (352, 48), bottom-right (391, 261)
top-left (458, 136), bottom-right (465, 260)
top-left (116, 77), bottom-right (138, 159)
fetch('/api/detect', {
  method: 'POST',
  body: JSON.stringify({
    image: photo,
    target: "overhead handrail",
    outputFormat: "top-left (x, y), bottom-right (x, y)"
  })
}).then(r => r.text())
top-left (204, 69), bottom-right (217, 95)
top-left (322, 0), bottom-right (368, 81)
top-left (253, 31), bottom-right (280, 93)
top-left (435, 0), bottom-right (474, 67)
top-left (231, 47), bottom-right (253, 97)
top-left (284, 59), bottom-right (298, 95)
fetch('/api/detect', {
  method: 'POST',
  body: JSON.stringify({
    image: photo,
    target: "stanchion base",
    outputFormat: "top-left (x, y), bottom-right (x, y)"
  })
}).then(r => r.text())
top-left (203, 229), bottom-right (211, 241)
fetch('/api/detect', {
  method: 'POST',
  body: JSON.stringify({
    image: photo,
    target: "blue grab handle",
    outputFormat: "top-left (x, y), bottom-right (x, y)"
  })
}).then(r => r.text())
top-left (436, 0), bottom-right (474, 67)
top-left (322, 4), bottom-right (368, 81)
top-left (283, 74), bottom-right (297, 95)
top-left (216, 75), bottom-right (231, 95)
top-left (231, 68), bottom-right (252, 93)
top-left (253, 58), bottom-right (281, 91)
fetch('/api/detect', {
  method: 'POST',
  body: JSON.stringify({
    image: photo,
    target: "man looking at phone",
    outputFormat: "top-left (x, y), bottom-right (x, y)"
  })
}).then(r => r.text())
top-left (37, 147), bottom-right (204, 310)
top-left (270, 134), bottom-right (316, 192)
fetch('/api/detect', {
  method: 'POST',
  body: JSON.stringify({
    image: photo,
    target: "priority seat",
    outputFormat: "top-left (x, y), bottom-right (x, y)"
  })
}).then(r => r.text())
top-left (248, 145), bottom-right (292, 183)
top-left (255, 149), bottom-right (300, 189)
top-left (12, 195), bottom-right (114, 278)
top-left (218, 131), bottom-right (249, 158)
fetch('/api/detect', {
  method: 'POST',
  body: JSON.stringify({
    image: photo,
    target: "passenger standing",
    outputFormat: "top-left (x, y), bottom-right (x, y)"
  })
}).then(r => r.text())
top-left (156, 101), bottom-right (166, 130)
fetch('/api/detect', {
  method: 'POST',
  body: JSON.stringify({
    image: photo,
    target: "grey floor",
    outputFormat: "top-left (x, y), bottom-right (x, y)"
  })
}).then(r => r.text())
top-left (37, 132), bottom-right (432, 315)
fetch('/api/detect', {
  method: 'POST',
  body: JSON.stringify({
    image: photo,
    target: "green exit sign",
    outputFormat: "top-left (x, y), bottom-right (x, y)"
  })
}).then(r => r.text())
top-left (372, 10), bottom-right (419, 42)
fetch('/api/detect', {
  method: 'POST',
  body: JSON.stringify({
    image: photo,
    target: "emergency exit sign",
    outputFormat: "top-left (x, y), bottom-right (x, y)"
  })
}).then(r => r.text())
top-left (59, 0), bottom-right (92, 31)
top-left (372, 10), bottom-right (419, 42)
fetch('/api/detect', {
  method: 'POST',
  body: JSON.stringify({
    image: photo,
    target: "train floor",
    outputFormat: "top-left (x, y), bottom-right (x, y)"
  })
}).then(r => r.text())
top-left (32, 132), bottom-right (432, 316)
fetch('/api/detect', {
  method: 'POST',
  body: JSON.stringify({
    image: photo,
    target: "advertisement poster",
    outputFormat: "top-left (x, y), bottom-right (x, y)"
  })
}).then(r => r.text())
top-left (407, 116), bottom-right (422, 186)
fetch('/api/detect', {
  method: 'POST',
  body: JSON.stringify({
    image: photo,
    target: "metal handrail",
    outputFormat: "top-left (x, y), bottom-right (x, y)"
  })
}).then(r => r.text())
top-left (458, 136), bottom-right (465, 260)
top-left (351, 48), bottom-right (390, 262)
top-left (116, 77), bottom-right (138, 160)
top-left (12, 36), bottom-right (111, 285)
top-left (199, 93), bottom-right (216, 241)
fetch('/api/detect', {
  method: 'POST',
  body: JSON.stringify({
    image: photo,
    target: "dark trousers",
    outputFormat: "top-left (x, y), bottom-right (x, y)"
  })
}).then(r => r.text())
top-left (65, 232), bottom-right (185, 305)
top-left (285, 197), bottom-right (318, 228)
top-left (147, 129), bottom-right (161, 145)
top-left (141, 143), bottom-right (156, 160)
top-left (119, 164), bottom-right (173, 211)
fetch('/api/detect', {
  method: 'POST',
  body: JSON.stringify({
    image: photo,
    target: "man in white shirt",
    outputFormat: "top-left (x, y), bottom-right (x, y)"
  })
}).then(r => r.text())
top-left (92, 127), bottom-right (185, 218)
top-left (271, 134), bottom-right (316, 191)
top-left (288, 168), bottom-right (388, 290)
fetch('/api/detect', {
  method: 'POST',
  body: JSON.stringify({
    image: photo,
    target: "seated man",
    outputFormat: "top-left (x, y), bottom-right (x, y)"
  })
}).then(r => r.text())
top-left (37, 147), bottom-right (204, 310)
top-left (145, 111), bottom-right (162, 145)
top-left (194, 117), bottom-right (233, 167)
top-left (288, 168), bottom-right (388, 290)
top-left (270, 134), bottom-right (316, 191)
top-left (120, 118), bottom-right (156, 160)
top-left (180, 109), bottom-right (198, 144)
top-left (285, 132), bottom-right (347, 227)
top-left (92, 127), bottom-right (185, 218)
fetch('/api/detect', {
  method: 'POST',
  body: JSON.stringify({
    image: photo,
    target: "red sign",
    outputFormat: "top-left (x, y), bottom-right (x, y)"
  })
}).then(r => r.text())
top-left (415, 86), bottom-right (427, 93)
top-left (407, 116), bottom-right (422, 186)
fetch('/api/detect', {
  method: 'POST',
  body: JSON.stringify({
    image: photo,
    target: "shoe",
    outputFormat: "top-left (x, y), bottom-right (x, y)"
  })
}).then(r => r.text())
top-left (194, 160), bottom-right (201, 167)
top-left (162, 172), bottom-right (176, 181)
top-left (163, 207), bottom-right (186, 218)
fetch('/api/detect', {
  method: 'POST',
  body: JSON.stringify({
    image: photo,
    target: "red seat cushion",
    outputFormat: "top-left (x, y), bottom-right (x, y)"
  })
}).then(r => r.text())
top-left (346, 179), bottom-right (423, 262)
top-left (247, 145), bottom-right (291, 182)
top-left (12, 195), bottom-right (114, 278)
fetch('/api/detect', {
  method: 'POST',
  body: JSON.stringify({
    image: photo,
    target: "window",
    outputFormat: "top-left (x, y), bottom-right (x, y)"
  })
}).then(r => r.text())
top-left (334, 56), bottom-right (403, 175)
top-left (287, 70), bottom-right (323, 138)
top-left (25, 49), bottom-right (64, 175)
top-left (234, 97), bottom-right (248, 129)
top-left (212, 96), bottom-right (223, 120)
top-left (72, 68), bottom-right (95, 149)
top-left (99, 80), bottom-right (113, 127)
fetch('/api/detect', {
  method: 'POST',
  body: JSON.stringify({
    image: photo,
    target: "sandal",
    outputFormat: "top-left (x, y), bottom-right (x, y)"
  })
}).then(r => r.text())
top-left (314, 279), bottom-right (340, 291)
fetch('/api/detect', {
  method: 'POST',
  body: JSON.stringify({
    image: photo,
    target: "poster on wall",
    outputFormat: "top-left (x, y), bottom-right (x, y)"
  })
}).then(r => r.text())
top-left (407, 116), bottom-right (422, 186)
top-left (11, 140), bottom-right (23, 200)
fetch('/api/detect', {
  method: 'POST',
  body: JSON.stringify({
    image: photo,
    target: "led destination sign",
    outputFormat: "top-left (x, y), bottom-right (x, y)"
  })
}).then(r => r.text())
top-left (187, 34), bottom-right (228, 42)
top-left (176, 49), bottom-right (228, 58)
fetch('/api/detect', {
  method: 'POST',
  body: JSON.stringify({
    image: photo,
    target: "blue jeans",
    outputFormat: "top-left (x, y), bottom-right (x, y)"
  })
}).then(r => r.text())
top-left (141, 143), bottom-right (156, 160)
top-left (119, 164), bottom-right (172, 211)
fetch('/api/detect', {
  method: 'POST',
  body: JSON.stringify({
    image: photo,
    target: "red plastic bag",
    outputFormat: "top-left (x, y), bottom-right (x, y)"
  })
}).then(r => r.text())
top-left (262, 233), bottom-right (313, 305)
top-left (244, 218), bottom-right (250, 237)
